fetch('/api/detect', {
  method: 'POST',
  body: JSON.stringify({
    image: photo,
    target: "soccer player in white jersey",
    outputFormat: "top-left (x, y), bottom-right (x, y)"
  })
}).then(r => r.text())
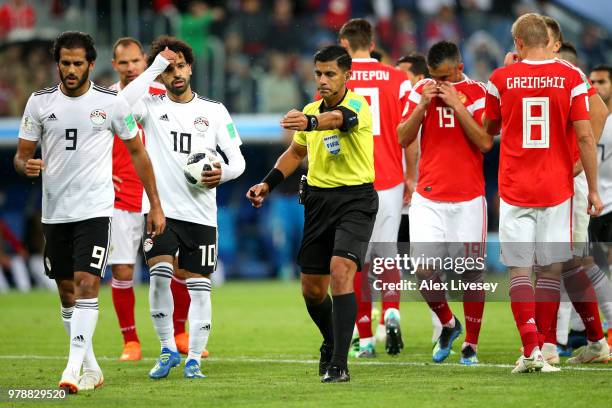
top-left (538, 18), bottom-right (610, 364)
top-left (588, 64), bottom-right (612, 351)
top-left (13, 31), bottom-right (165, 393)
top-left (119, 36), bottom-right (245, 379)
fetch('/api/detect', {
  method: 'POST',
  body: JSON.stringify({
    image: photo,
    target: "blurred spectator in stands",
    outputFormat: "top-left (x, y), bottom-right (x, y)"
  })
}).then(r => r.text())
top-left (372, 0), bottom-right (393, 48)
top-left (580, 25), bottom-right (607, 68)
top-left (318, 0), bottom-right (351, 31)
top-left (179, 0), bottom-right (224, 58)
top-left (227, 0), bottom-right (268, 59)
top-left (0, 219), bottom-right (30, 292)
top-left (296, 56), bottom-right (317, 105)
top-left (257, 51), bottom-right (301, 113)
top-left (424, 5), bottom-right (461, 49)
top-left (458, 0), bottom-right (492, 35)
top-left (224, 30), bottom-right (256, 112)
top-left (265, 0), bottom-right (301, 54)
top-left (0, 0), bottom-right (35, 40)
top-left (463, 30), bottom-right (504, 82)
top-left (416, 0), bottom-right (455, 16)
top-left (390, 8), bottom-right (418, 61)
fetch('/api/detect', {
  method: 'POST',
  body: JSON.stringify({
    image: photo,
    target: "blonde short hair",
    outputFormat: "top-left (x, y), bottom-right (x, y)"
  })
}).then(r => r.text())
top-left (511, 13), bottom-right (549, 48)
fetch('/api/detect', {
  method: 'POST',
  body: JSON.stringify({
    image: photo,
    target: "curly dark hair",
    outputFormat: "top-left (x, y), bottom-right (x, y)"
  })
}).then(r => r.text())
top-left (147, 36), bottom-right (194, 67)
top-left (52, 31), bottom-right (97, 63)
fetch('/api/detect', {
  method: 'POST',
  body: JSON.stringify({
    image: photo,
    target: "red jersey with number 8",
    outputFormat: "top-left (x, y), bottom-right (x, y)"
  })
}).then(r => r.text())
top-left (485, 59), bottom-right (590, 207)
top-left (346, 59), bottom-right (411, 190)
top-left (403, 76), bottom-right (487, 202)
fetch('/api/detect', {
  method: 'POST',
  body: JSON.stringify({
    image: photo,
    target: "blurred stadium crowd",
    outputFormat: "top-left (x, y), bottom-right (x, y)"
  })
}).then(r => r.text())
top-left (0, 0), bottom-right (610, 116)
top-left (0, 0), bottom-right (610, 289)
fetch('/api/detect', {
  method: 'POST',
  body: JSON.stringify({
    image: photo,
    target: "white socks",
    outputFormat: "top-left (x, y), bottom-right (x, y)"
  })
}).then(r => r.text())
top-left (585, 264), bottom-right (612, 324)
top-left (149, 262), bottom-right (176, 352)
top-left (186, 277), bottom-right (212, 365)
top-left (64, 299), bottom-right (100, 375)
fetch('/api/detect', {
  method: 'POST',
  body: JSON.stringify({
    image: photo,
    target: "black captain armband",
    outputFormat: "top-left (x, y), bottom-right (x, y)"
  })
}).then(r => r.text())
top-left (304, 114), bottom-right (319, 131)
top-left (335, 106), bottom-right (359, 132)
top-left (262, 168), bottom-right (285, 192)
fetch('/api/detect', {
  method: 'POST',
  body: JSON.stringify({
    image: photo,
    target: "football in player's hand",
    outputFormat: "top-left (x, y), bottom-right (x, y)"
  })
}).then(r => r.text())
top-left (183, 149), bottom-right (218, 189)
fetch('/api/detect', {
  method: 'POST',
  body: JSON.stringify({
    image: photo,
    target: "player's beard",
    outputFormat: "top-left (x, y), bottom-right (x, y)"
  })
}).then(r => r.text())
top-left (167, 77), bottom-right (190, 96)
top-left (59, 67), bottom-right (90, 91)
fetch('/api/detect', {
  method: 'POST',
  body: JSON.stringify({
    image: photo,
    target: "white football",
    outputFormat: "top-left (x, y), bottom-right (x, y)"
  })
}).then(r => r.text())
top-left (183, 149), bottom-right (218, 189)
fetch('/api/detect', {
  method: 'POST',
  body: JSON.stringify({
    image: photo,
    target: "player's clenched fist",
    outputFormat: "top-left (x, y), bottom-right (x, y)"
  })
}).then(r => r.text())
top-left (280, 109), bottom-right (307, 131)
top-left (246, 183), bottom-right (270, 208)
top-left (25, 158), bottom-right (44, 177)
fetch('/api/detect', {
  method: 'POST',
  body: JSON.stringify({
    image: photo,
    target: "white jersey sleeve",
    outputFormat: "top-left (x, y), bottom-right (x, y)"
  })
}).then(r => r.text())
top-left (119, 54), bottom-right (169, 123)
top-left (111, 95), bottom-right (139, 140)
top-left (19, 93), bottom-right (44, 141)
top-left (215, 104), bottom-right (245, 184)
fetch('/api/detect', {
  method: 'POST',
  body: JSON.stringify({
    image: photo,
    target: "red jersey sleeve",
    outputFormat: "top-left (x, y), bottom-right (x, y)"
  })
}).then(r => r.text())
top-left (466, 82), bottom-right (487, 126)
top-left (401, 79), bottom-right (427, 122)
top-left (569, 71), bottom-right (590, 122)
top-left (484, 73), bottom-right (502, 121)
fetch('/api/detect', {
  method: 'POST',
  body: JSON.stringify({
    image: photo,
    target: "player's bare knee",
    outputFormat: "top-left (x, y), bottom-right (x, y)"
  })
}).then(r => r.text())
top-left (74, 273), bottom-right (100, 298)
top-left (112, 264), bottom-right (134, 281)
top-left (330, 257), bottom-right (356, 294)
top-left (301, 277), bottom-right (327, 304)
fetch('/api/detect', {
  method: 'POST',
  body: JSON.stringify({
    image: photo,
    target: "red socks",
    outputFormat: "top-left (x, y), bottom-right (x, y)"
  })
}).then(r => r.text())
top-left (419, 276), bottom-right (453, 325)
top-left (534, 277), bottom-right (560, 348)
top-left (563, 266), bottom-right (604, 342)
top-left (111, 278), bottom-right (139, 344)
top-left (463, 288), bottom-right (485, 345)
top-left (509, 276), bottom-right (539, 357)
top-left (354, 268), bottom-right (373, 338)
top-left (171, 276), bottom-right (190, 335)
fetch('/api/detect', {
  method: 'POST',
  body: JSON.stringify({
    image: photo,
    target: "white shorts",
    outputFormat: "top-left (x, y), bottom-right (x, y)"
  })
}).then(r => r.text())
top-left (108, 208), bottom-right (144, 265)
top-left (573, 172), bottom-right (589, 256)
top-left (409, 193), bottom-right (487, 260)
top-left (366, 182), bottom-right (403, 261)
top-left (499, 197), bottom-right (572, 267)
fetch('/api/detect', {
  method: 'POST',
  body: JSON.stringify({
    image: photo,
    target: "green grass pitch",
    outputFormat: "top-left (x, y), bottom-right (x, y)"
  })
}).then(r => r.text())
top-left (0, 281), bottom-right (610, 407)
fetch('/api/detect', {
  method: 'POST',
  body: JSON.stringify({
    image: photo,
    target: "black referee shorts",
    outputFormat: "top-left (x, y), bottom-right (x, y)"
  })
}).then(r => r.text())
top-left (298, 183), bottom-right (378, 274)
top-left (589, 211), bottom-right (612, 243)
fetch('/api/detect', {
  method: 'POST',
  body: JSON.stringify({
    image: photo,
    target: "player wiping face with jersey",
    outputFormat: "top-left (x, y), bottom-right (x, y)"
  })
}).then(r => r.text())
top-left (118, 36), bottom-right (245, 380)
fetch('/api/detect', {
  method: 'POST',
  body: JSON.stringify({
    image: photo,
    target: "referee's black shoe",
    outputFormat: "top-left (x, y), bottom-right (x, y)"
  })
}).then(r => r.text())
top-left (319, 342), bottom-right (333, 376)
top-left (321, 365), bottom-right (350, 383)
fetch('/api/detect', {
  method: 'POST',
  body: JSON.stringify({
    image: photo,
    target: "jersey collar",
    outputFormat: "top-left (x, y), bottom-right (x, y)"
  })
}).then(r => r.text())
top-left (351, 58), bottom-right (378, 63)
top-left (521, 59), bottom-right (556, 65)
top-left (318, 88), bottom-right (349, 113)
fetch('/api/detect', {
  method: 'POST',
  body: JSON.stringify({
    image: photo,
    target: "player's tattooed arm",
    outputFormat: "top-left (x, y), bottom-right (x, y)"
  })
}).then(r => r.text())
top-left (123, 135), bottom-right (166, 236)
top-left (438, 82), bottom-right (493, 153)
top-left (14, 139), bottom-right (43, 178)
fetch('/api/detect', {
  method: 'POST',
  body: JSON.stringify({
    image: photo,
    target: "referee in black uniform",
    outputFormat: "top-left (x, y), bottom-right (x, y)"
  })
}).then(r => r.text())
top-left (247, 45), bottom-right (377, 382)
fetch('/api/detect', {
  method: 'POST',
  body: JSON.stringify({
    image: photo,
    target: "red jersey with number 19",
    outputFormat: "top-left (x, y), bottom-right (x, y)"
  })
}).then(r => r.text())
top-left (485, 59), bottom-right (590, 207)
top-left (346, 59), bottom-right (411, 190)
top-left (403, 76), bottom-right (487, 202)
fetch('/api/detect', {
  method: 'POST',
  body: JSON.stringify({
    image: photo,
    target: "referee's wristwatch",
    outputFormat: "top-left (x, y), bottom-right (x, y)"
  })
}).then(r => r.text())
top-left (305, 114), bottom-right (318, 131)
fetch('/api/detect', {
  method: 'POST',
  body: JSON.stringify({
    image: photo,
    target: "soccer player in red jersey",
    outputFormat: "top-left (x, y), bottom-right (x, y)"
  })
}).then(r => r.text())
top-left (338, 19), bottom-right (411, 357)
top-left (398, 41), bottom-right (491, 365)
top-left (483, 13), bottom-right (603, 373)
top-left (109, 38), bottom-right (203, 360)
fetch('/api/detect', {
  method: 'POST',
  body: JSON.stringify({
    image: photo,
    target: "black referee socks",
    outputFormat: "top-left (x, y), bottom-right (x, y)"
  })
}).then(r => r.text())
top-left (330, 293), bottom-right (357, 369)
top-left (305, 295), bottom-right (334, 346)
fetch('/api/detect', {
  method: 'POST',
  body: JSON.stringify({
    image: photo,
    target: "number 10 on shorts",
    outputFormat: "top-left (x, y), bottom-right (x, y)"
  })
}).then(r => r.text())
top-left (200, 244), bottom-right (216, 267)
